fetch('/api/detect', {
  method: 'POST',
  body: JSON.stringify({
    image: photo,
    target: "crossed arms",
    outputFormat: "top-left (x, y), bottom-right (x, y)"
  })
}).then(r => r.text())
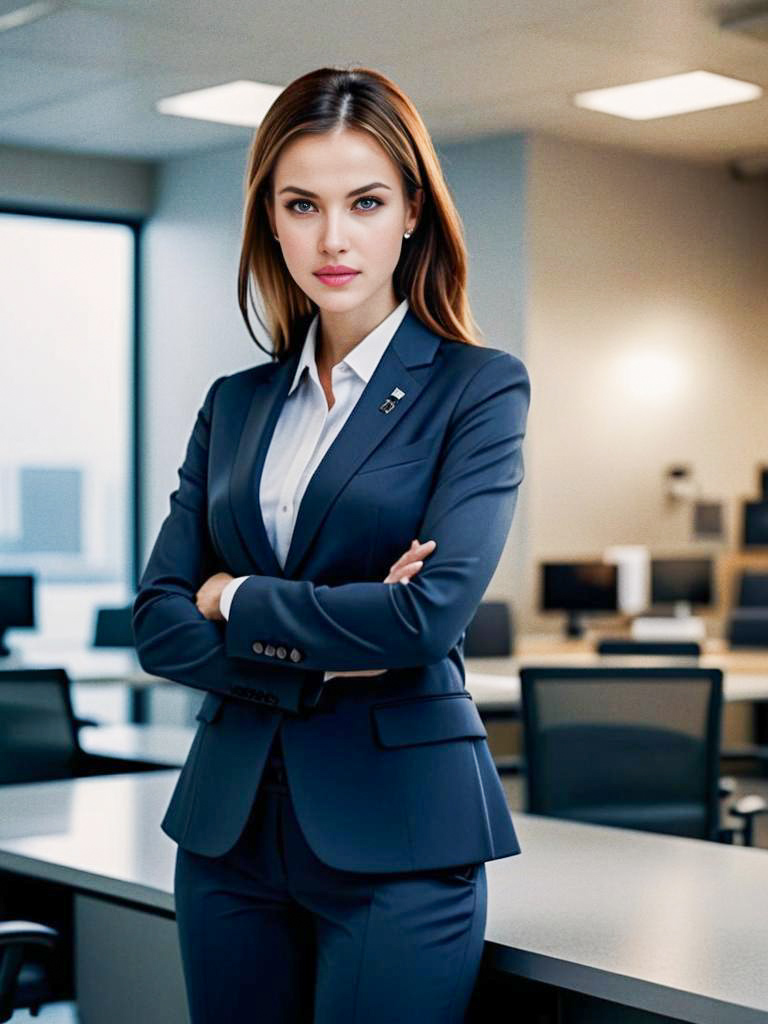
top-left (132, 352), bottom-right (530, 709)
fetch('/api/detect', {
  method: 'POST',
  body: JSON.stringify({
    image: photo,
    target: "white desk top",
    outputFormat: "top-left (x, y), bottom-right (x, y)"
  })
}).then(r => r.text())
top-left (80, 724), bottom-right (193, 766)
top-left (0, 771), bottom-right (765, 1022)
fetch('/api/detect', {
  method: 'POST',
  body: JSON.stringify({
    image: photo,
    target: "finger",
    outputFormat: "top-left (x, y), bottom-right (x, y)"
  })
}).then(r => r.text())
top-left (388, 540), bottom-right (436, 573)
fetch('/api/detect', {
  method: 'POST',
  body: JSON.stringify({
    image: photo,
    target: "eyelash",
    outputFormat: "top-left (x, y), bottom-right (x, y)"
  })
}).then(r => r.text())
top-left (283, 196), bottom-right (384, 215)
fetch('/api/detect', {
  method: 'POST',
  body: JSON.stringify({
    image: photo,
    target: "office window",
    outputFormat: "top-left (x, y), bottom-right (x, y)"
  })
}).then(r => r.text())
top-left (0, 211), bottom-right (134, 666)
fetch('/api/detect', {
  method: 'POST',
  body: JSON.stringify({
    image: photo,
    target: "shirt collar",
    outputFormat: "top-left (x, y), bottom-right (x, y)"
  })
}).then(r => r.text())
top-left (288, 298), bottom-right (409, 395)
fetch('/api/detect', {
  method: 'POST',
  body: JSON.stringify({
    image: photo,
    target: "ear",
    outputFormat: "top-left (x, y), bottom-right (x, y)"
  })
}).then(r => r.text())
top-left (408, 187), bottom-right (424, 232)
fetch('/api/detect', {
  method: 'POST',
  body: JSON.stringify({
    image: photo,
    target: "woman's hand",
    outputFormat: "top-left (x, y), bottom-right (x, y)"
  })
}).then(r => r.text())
top-left (383, 538), bottom-right (436, 586)
top-left (195, 571), bottom-right (234, 622)
top-left (330, 538), bottom-right (437, 677)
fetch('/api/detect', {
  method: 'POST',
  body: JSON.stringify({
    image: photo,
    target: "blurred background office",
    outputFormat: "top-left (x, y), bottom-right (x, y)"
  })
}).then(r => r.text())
top-left (2, 2), bottom-right (768, 1021)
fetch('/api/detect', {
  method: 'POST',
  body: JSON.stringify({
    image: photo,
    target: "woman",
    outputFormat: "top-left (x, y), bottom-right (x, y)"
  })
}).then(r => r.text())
top-left (133, 65), bottom-right (530, 1023)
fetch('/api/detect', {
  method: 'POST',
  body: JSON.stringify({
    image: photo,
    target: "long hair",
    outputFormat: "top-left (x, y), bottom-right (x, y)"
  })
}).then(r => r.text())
top-left (238, 65), bottom-right (487, 361)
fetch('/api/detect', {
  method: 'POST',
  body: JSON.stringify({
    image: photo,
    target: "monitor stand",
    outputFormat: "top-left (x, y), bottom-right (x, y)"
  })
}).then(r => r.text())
top-left (565, 611), bottom-right (586, 639)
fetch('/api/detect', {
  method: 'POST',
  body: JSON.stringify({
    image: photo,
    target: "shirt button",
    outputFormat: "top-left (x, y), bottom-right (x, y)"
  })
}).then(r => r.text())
top-left (276, 646), bottom-right (287, 659)
top-left (252, 642), bottom-right (264, 654)
top-left (289, 648), bottom-right (303, 663)
top-left (282, 505), bottom-right (288, 512)
top-left (265, 644), bottom-right (276, 657)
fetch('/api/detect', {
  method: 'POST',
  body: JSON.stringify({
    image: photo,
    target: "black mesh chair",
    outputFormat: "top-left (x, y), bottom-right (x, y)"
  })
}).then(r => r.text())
top-left (0, 667), bottom-right (173, 784)
top-left (596, 638), bottom-right (701, 658)
top-left (464, 601), bottom-right (513, 657)
top-left (520, 666), bottom-right (767, 845)
top-left (92, 605), bottom-right (134, 647)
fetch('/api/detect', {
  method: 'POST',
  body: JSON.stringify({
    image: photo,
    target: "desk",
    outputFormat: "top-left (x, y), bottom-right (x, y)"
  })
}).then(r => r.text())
top-left (79, 723), bottom-right (193, 767)
top-left (0, 771), bottom-right (765, 1023)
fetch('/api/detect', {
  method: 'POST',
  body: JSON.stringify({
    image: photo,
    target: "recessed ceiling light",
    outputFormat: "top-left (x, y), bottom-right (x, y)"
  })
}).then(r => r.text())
top-left (155, 80), bottom-right (284, 128)
top-left (573, 70), bottom-right (762, 120)
top-left (0, 1), bottom-right (62, 33)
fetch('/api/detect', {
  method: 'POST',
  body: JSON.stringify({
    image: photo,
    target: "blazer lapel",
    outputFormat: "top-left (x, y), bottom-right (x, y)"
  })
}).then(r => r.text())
top-left (229, 308), bottom-right (442, 580)
top-left (228, 352), bottom-right (299, 579)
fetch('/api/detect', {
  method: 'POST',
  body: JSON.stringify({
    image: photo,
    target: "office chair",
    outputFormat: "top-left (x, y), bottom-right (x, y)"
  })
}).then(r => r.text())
top-left (596, 638), bottom-right (701, 658)
top-left (464, 601), bottom-right (514, 657)
top-left (519, 666), bottom-right (768, 846)
top-left (92, 605), bottom-right (134, 647)
top-left (726, 608), bottom-right (768, 649)
top-left (0, 667), bottom-right (174, 784)
top-left (0, 921), bottom-right (60, 1022)
top-left (736, 571), bottom-right (768, 607)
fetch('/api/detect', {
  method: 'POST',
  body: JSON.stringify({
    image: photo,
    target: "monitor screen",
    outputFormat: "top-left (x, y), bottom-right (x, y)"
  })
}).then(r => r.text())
top-left (0, 575), bottom-right (35, 628)
top-left (650, 558), bottom-right (713, 606)
top-left (541, 562), bottom-right (618, 612)
top-left (744, 501), bottom-right (768, 546)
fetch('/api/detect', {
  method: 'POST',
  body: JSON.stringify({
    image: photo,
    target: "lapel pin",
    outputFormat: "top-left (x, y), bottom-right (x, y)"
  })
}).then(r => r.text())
top-left (379, 386), bottom-right (406, 414)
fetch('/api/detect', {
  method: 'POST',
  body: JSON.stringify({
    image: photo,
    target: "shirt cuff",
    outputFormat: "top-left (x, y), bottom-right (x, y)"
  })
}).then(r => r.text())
top-left (220, 576), bottom-right (250, 620)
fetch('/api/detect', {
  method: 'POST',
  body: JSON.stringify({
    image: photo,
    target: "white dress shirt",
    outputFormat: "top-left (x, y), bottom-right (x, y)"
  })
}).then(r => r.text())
top-left (219, 297), bottom-right (410, 682)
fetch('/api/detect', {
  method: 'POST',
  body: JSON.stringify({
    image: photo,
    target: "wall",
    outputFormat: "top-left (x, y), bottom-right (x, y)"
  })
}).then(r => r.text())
top-left (521, 133), bottom-right (768, 635)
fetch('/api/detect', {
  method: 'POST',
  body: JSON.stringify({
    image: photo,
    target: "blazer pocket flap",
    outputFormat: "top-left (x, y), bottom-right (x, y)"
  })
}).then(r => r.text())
top-left (372, 693), bottom-right (487, 749)
top-left (195, 692), bottom-right (225, 723)
top-left (357, 434), bottom-right (438, 475)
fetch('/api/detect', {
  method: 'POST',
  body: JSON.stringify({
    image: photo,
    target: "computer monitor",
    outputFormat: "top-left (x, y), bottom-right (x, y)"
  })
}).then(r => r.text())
top-left (0, 575), bottom-right (36, 657)
top-left (650, 558), bottom-right (713, 614)
top-left (743, 501), bottom-right (768, 547)
top-left (540, 561), bottom-right (618, 638)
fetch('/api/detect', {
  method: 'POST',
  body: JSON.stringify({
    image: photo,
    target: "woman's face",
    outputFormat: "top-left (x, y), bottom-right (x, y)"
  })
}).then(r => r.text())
top-left (268, 127), bottom-right (421, 317)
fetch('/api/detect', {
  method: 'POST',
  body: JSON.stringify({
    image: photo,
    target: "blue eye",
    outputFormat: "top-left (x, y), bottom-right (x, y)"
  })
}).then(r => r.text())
top-left (284, 196), bottom-right (383, 215)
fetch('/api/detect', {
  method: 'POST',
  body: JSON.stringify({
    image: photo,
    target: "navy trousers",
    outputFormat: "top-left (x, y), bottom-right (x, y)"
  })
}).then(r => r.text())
top-left (173, 727), bottom-right (488, 1023)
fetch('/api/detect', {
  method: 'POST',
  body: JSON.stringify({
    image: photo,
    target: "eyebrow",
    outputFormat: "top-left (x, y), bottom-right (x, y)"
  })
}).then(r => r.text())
top-left (278, 181), bottom-right (393, 198)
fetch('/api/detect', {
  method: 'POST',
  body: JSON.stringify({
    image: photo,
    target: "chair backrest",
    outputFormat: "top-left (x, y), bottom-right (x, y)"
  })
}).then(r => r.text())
top-left (464, 601), bottom-right (512, 657)
top-left (596, 638), bottom-right (701, 657)
top-left (736, 571), bottom-right (768, 607)
top-left (520, 666), bottom-right (723, 841)
top-left (92, 605), bottom-right (134, 647)
top-left (0, 669), bottom-right (82, 784)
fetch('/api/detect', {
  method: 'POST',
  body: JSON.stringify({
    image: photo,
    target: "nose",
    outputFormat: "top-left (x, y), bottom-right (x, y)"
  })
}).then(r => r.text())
top-left (318, 210), bottom-right (349, 255)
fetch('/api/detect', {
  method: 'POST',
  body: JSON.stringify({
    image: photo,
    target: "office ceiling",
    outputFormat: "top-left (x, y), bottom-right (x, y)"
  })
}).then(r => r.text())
top-left (1, 0), bottom-right (767, 167)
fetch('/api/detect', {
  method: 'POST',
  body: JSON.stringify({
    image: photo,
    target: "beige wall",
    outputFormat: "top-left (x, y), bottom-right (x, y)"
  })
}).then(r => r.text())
top-left (503, 133), bottom-right (768, 636)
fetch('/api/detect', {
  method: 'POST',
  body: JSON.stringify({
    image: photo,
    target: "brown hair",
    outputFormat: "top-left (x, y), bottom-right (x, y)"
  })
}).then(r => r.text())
top-left (238, 65), bottom-right (488, 361)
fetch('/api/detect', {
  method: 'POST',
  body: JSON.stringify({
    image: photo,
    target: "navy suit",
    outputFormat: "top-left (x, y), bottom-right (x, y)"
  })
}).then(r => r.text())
top-left (133, 306), bottom-right (530, 870)
top-left (133, 308), bottom-right (530, 1021)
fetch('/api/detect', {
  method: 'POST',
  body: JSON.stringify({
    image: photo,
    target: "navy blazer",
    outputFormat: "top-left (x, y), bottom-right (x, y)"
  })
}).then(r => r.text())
top-left (133, 308), bottom-right (531, 872)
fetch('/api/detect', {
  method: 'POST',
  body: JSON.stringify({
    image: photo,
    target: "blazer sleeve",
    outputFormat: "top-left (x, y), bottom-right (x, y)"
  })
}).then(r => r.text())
top-left (132, 375), bottom-right (327, 713)
top-left (224, 351), bottom-right (531, 671)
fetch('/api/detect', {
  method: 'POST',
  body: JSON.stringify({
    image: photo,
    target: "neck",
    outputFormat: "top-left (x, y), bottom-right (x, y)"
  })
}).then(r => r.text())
top-left (316, 288), bottom-right (401, 371)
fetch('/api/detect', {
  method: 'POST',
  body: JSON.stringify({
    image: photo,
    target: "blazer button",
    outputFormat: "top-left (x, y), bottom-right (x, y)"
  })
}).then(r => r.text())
top-left (252, 641), bottom-right (264, 654)
top-left (265, 644), bottom-right (276, 657)
top-left (276, 646), bottom-right (287, 659)
top-left (289, 648), bottom-right (303, 663)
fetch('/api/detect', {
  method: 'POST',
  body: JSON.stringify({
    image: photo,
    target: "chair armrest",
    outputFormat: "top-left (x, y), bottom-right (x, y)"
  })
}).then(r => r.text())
top-left (718, 775), bottom-right (737, 799)
top-left (0, 921), bottom-right (60, 1023)
top-left (726, 794), bottom-right (768, 847)
top-left (72, 716), bottom-right (101, 729)
top-left (0, 921), bottom-right (59, 949)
